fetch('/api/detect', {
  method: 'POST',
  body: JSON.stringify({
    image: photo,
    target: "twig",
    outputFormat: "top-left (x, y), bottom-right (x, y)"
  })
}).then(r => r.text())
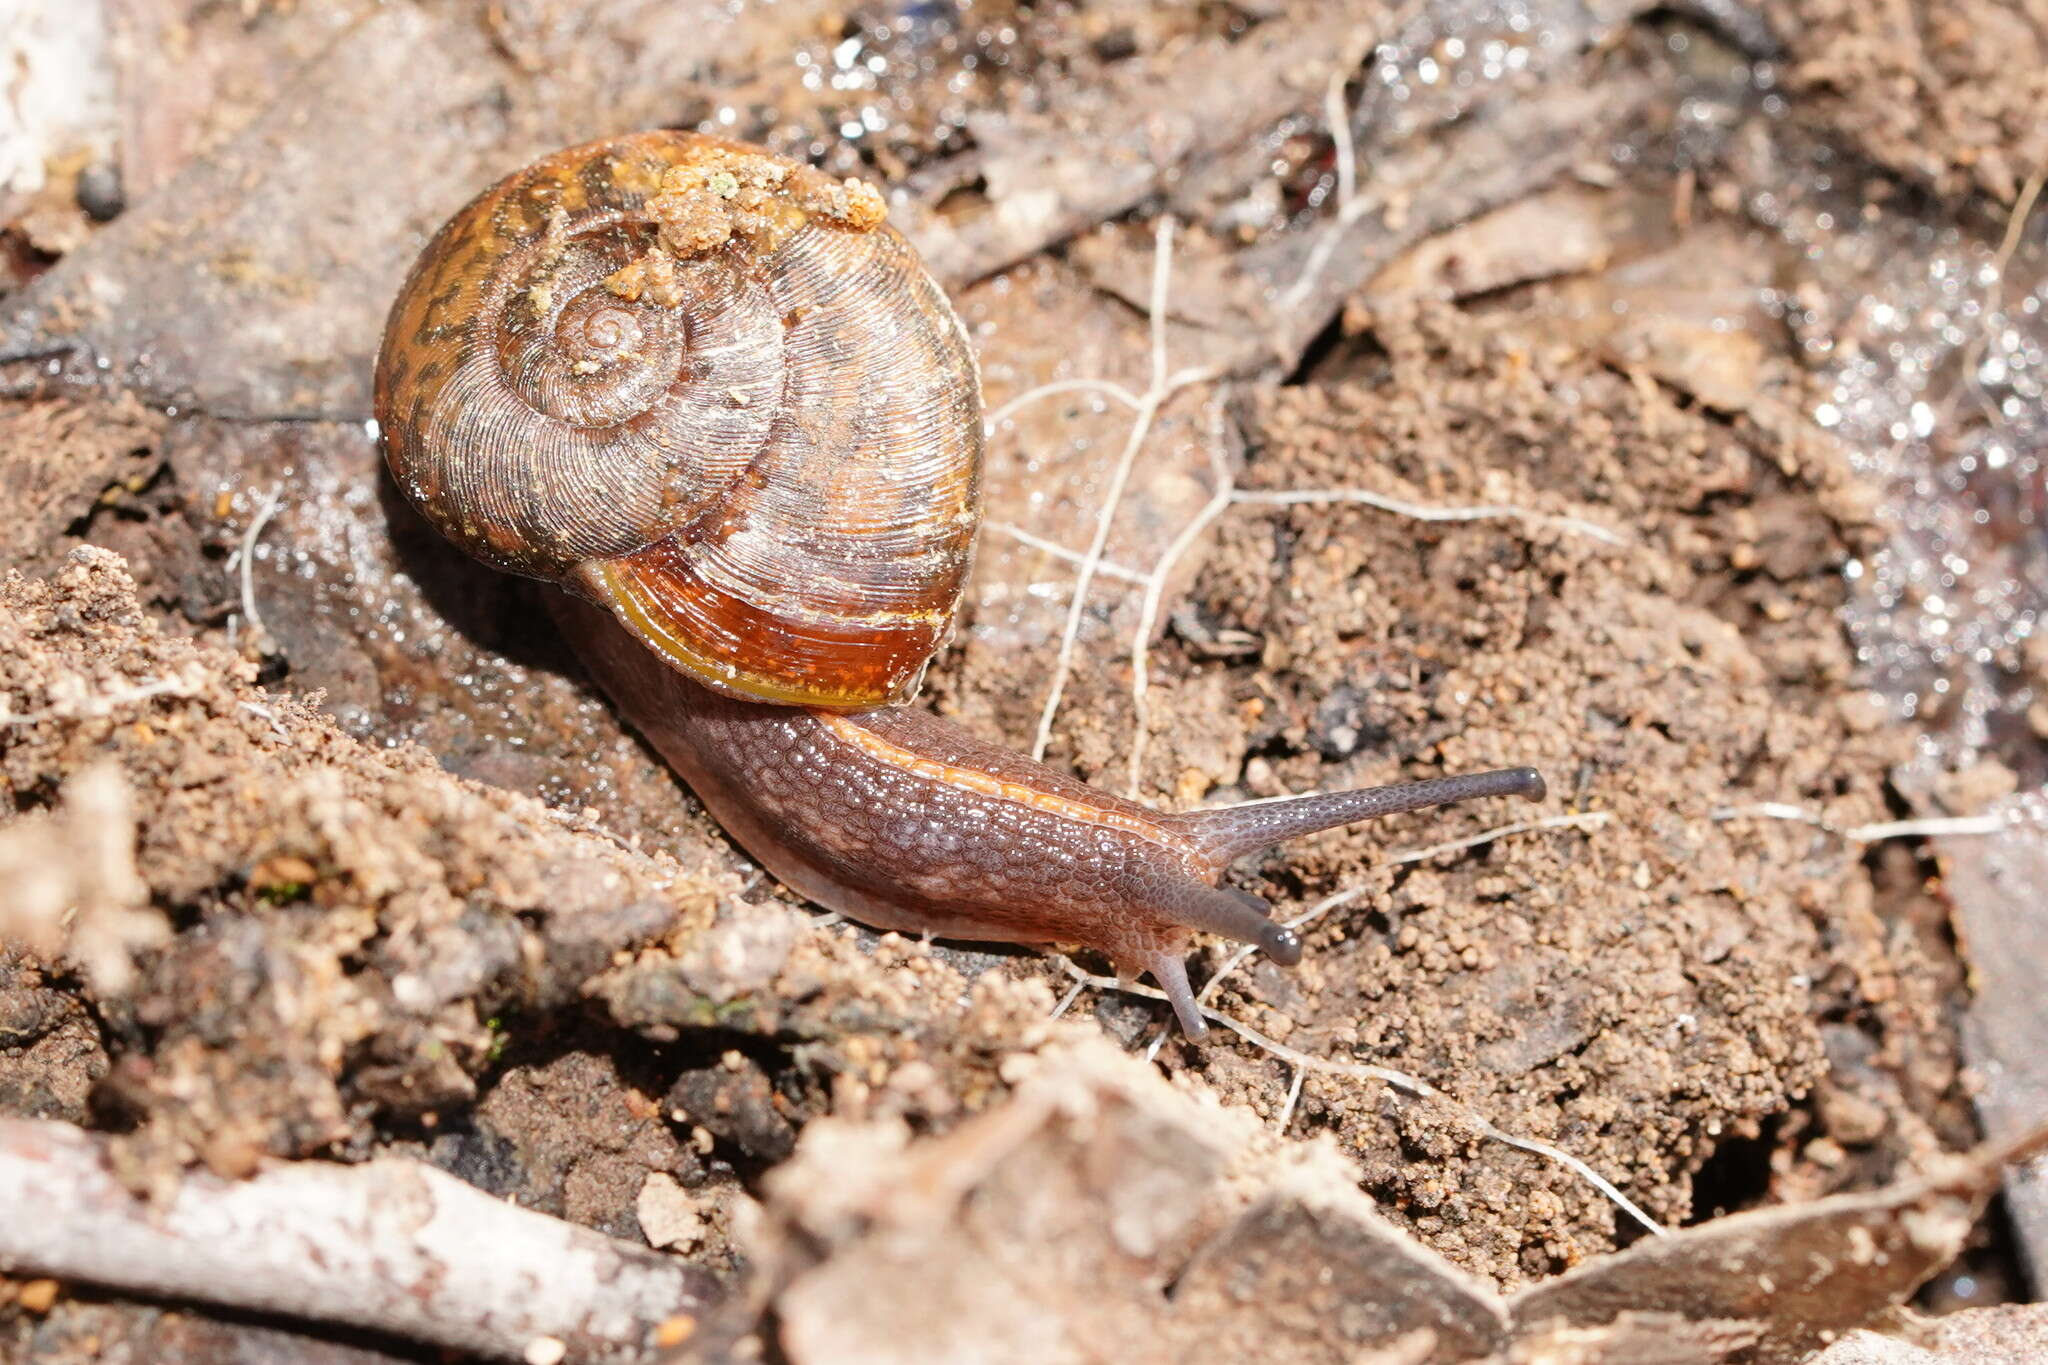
top-left (1270, 27), bottom-right (1407, 324)
top-left (984, 522), bottom-right (1150, 585)
top-left (1276, 195), bottom-right (1376, 318)
top-left (539, 805), bottom-right (649, 859)
top-left (1000, 193), bottom-right (1623, 779)
top-left (1711, 802), bottom-right (2023, 843)
top-left (1052, 959), bottom-right (1666, 1238)
top-left (0, 667), bottom-right (211, 729)
top-left (232, 484), bottom-right (286, 655)
top-left (237, 699), bottom-right (294, 747)
top-left (1956, 169), bottom-right (2044, 428)
top-left (1384, 809), bottom-right (1613, 865)
top-left (984, 378), bottom-right (1143, 431)
top-left (1276, 1063), bottom-right (1306, 1133)
top-left (1991, 171), bottom-right (2045, 280)
top-left (1276, 63), bottom-right (1381, 318)
top-left (1230, 487), bottom-right (1626, 546)
top-left (0, 1118), bottom-right (713, 1364)
top-left (1031, 216), bottom-right (1215, 760)
top-left (1127, 436), bottom-right (1237, 795)
top-left (1326, 70), bottom-right (1358, 214)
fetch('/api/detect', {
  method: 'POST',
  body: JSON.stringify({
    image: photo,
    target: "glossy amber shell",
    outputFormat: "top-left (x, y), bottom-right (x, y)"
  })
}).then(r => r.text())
top-left (374, 131), bottom-right (983, 709)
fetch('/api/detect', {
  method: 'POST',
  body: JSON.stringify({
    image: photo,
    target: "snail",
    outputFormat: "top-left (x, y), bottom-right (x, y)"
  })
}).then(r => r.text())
top-left (374, 131), bottom-right (1544, 1038)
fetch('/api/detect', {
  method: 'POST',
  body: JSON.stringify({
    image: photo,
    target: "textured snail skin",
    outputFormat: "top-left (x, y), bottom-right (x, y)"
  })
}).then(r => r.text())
top-left (552, 592), bottom-right (1543, 1037)
top-left (377, 131), bottom-right (1545, 1037)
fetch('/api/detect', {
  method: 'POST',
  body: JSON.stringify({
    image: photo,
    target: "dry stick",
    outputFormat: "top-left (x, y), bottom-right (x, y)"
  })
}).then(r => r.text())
top-left (984, 377), bottom-right (1142, 429)
top-left (1053, 958), bottom-right (1667, 1238)
top-left (1231, 487), bottom-right (1626, 547)
top-left (1326, 68), bottom-right (1358, 214)
top-left (1126, 58), bottom-right (1624, 781)
top-left (1126, 437), bottom-right (1238, 795)
top-left (0, 673), bottom-right (207, 728)
top-left (1711, 802), bottom-right (2023, 843)
top-left (1000, 211), bottom-right (1624, 782)
top-left (984, 521), bottom-right (1150, 585)
top-left (0, 1117), bottom-right (712, 1364)
top-left (1992, 171), bottom-right (2046, 283)
top-left (1030, 216), bottom-right (1217, 761)
top-left (232, 484), bottom-right (286, 652)
top-left (1049, 977), bottom-right (1089, 1022)
top-left (1276, 94), bottom-right (1381, 322)
top-left (236, 698), bottom-right (294, 747)
top-left (1276, 1063), bottom-right (1307, 1133)
top-left (1272, 33), bottom-right (1385, 319)
top-left (1957, 169), bottom-right (2045, 428)
top-left (985, 366), bottom-right (1211, 437)
top-left (1382, 809), bottom-right (1614, 864)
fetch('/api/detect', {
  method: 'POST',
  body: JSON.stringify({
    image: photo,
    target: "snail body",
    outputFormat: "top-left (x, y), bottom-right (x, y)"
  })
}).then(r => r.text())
top-left (376, 131), bottom-right (1543, 1037)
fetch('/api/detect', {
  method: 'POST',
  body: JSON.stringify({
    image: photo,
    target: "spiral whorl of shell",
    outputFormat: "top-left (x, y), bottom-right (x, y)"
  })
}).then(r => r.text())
top-left (374, 131), bottom-right (983, 710)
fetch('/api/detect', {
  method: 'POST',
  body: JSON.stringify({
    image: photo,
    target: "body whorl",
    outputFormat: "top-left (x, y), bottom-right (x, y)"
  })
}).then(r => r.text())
top-left (375, 131), bottom-right (983, 709)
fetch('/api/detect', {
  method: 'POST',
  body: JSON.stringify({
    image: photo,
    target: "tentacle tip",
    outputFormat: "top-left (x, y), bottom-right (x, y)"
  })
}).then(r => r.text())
top-left (1260, 924), bottom-right (1303, 967)
top-left (1509, 766), bottom-right (1547, 803)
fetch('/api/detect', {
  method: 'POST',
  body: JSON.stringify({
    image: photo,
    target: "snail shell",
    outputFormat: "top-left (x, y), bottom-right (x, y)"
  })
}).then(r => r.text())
top-left (374, 131), bottom-right (983, 709)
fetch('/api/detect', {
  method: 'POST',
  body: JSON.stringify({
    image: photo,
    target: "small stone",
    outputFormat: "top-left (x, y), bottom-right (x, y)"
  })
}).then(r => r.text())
top-left (638, 1171), bottom-right (706, 1250)
top-left (1817, 1082), bottom-right (1890, 1146)
top-left (1836, 690), bottom-right (1891, 734)
top-left (76, 162), bottom-right (125, 222)
top-left (2024, 631), bottom-right (2048, 687)
top-left (1241, 756), bottom-right (1277, 795)
top-left (837, 176), bottom-right (886, 229)
top-left (604, 246), bottom-right (685, 306)
top-left (1934, 757), bottom-right (2018, 815)
top-left (17, 1279), bottom-right (59, 1314)
top-left (649, 189), bottom-right (733, 257)
top-left (1805, 1136), bottom-right (1847, 1169)
top-left (524, 1337), bottom-right (567, 1365)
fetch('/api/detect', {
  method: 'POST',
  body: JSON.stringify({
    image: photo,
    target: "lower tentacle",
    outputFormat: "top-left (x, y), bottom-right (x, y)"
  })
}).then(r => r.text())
top-left (1139, 953), bottom-right (1207, 1040)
